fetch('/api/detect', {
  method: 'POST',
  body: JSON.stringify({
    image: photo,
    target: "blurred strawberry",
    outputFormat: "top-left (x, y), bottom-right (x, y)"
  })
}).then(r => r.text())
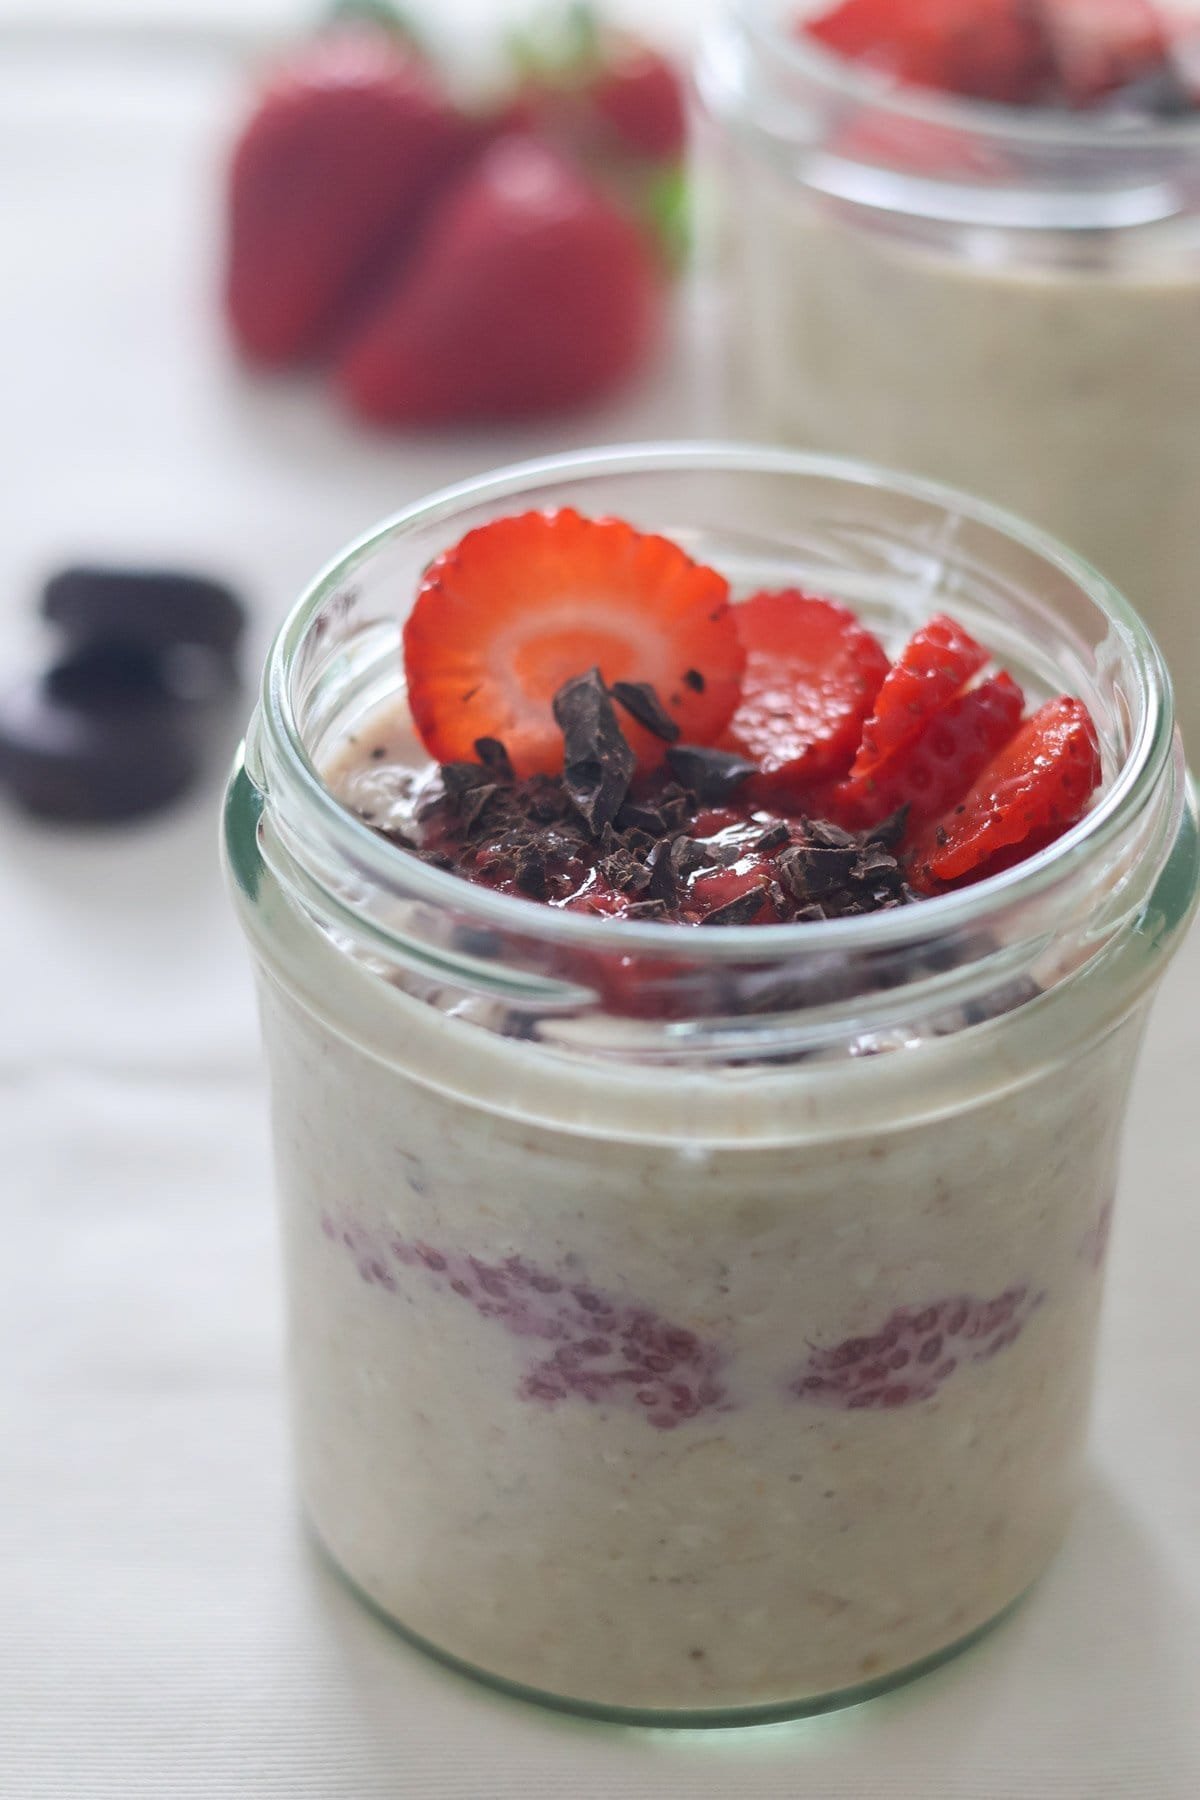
top-left (334, 134), bottom-right (660, 424)
top-left (504, 4), bottom-right (689, 267)
top-left (1043, 0), bottom-right (1172, 106)
top-left (225, 20), bottom-right (482, 366)
top-left (804, 0), bottom-right (1057, 106)
top-left (508, 4), bottom-right (686, 164)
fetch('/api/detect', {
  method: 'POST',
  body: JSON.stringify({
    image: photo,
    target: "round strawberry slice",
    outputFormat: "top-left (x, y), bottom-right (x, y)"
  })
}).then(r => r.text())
top-left (907, 696), bottom-right (1102, 891)
top-left (722, 590), bottom-right (890, 800)
top-left (402, 508), bottom-right (744, 776)
top-left (831, 671), bottom-right (1025, 834)
top-left (852, 613), bottom-right (989, 783)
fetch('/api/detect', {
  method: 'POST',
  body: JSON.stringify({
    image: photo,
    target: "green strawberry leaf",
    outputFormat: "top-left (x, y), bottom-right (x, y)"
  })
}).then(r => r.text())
top-left (321, 0), bottom-right (426, 50)
top-left (641, 161), bottom-right (690, 272)
top-left (506, 2), bottom-right (603, 82)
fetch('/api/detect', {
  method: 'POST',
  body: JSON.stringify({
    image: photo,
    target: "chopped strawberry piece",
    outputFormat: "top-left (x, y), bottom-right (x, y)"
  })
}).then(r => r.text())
top-left (1044, 0), bottom-right (1171, 106)
top-left (852, 614), bottom-right (989, 781)
top-left (402, 509), bottom-right (744, 777)
top-left (907, 696), bottom-right (1102, 891)
top-left (722, 591), bottom-right (890, 799)
top-left (804, 0), bottom-right (1057, 106)
top-left (831, 671), bottom-right (1025, 833)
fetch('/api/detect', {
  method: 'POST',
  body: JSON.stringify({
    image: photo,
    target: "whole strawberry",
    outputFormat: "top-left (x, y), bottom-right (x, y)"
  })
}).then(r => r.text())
top-left (334, 134), bottom-right (660, 424)
top-left (225, 22), bottom-right (481, 366)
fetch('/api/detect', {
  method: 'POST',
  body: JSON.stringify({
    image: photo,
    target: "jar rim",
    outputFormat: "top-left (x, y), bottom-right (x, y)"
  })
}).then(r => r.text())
top-left (735, 0), bottom-right (1200, 153)
top-left (257, 441), bottom-right (1177, 965)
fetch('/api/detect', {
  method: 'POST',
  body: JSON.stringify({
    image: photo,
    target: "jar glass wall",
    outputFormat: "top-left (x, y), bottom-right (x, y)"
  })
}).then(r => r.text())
top-left (223, 446), bottom-right (1198, 1725)
top-left (697, 1), bottom-right (1200, 746)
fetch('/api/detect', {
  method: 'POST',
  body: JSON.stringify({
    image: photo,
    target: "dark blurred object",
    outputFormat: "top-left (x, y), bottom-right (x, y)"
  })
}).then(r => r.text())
top-left (0, 567), bottom-right (246, 825)
top-left (44, 566), bottom-right (245, 656)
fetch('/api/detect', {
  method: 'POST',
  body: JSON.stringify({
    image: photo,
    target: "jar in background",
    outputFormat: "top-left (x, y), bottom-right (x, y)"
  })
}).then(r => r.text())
top-left (223, 446), bottom-right (1197, 1725)
top-left (697, 1), bottom-right (1200, 747)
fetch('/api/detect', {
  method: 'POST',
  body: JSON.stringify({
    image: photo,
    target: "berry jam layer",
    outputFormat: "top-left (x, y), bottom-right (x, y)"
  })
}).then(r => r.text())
top-left (803, 0), bottom-right (1199, 116)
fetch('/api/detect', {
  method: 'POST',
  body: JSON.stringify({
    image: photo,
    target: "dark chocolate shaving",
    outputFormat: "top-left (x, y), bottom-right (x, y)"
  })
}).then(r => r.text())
top-left (439, 761), bottom-right (494, 805)
top-left (865, 806), bottom-right (909, 851)
top-left (643, 839), bottom-right (678, 905)
top-left (701, 887), bottom-right (771, 927)
top-left (624, 897), bottom-right (670, 921)
top-left (610, 681), bottom-right (680, 744)
top-left (1104, 63), bottom-right (1195, 118)
top-left (779, 845), bottom-right (859, 899)
top-left (804, 817), bottom-right (858, 850)
top-left (665, 744), bottom-right (758, 804)
top-left (552, 669), bottom-right (636, 836)
top-left (474, 736), bottom-right (515, 783)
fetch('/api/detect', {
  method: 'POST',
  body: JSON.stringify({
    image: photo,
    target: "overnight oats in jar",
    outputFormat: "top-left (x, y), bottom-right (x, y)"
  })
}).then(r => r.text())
top-left (223, 445), bottom-right (1198, 1724)
top-left (697, 1), bottom-right (1200, 744)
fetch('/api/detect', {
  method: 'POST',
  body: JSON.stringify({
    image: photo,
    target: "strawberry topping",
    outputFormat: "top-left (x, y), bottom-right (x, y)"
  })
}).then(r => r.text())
top-left (803, 0), bottom-right (1191, 113)
top-left (383, 509), bottom-right (1106, 914)
top-left (722, 590), bottom-right (890, 798)
top-left (830, 670), bottom-right (1025, 833)
top-left (907, 696), bottom-right (1102, 890)
top-left (852, 614), bottom-right (989, 781)
top-left (804, 0), bottom-right (1058, 106)
top-left (402, 509), bottom-right (744, 776)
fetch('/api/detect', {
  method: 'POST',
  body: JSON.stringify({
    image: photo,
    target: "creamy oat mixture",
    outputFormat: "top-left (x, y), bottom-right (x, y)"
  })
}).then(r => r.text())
top-left (238, 714), bottom-right (1133, 1712)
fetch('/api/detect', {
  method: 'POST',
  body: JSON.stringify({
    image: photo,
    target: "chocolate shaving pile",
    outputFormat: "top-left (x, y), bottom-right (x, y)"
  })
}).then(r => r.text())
top-left (403, 673), bottom-right (918, 924)
top-left (552, 668), bottom-right (636, 834)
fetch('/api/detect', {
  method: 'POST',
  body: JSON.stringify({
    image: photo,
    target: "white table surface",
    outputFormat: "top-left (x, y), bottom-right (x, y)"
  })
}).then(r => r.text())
top-left (2, 13), bottom-right (1198, 1799)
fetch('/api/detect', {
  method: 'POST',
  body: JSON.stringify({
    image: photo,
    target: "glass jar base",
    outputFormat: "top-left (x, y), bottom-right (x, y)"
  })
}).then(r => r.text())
top-left (316, 1534), bottom-right (1033, 1729)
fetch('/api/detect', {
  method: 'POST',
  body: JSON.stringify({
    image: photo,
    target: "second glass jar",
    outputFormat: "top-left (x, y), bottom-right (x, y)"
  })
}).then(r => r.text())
top-left (698, 0), bottom-right (1200, 746)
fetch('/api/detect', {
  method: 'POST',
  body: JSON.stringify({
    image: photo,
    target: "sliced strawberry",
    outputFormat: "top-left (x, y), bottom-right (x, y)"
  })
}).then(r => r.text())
top-left (831, 671), bottom-right (1025, 833)
top-left (722, 591), bottom-right (890, 800)
top-left (403, 509), bottom-right (744, 776)
top-left (907, 696), bottom-right (1102, 891)
top-left (804, 0), bottom-right (1057, 106)
top-left (1044, 0), bottom-right (1171, 106)
top-left (335, 135), bottom-right (660, 424)
top-left (852, 614), bottom-right (989, 782)
top-left (225, 27), bottom-right (481, 366)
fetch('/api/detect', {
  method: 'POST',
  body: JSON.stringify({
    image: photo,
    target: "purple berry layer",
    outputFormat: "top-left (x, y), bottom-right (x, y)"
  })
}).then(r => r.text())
top-left (324, 1213), bottom-right (1044, 1426)
top-left (322, 1214), bottom-right (729, 1431)
top-left (792, 1286), bottom-right (1043, 1411)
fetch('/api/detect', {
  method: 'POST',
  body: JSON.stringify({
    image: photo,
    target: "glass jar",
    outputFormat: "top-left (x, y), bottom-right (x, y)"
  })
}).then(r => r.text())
top-left (223, 445), bottom-right (1197, 1726)
top-left (696, 1), bottom-right (1200, 748)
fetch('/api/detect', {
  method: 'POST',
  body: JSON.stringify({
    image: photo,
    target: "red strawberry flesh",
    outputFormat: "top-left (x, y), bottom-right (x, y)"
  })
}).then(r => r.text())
top-left (830, 670), bottom-right (1025, 834)
top-left (907, 695), bottom-right (1102, 890)
top-left (402, 508), bottom-right (743, 777)
top-left (334, 134), bottom-right (661, 424)
top-left (723, 590), bottom-right (891, 798)
top-left (852, 613), bottom-right (989, 781)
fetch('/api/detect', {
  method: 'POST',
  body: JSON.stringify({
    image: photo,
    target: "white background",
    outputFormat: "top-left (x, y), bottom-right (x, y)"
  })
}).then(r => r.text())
top-left (1, 3), bottom-right (1198, 1796)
